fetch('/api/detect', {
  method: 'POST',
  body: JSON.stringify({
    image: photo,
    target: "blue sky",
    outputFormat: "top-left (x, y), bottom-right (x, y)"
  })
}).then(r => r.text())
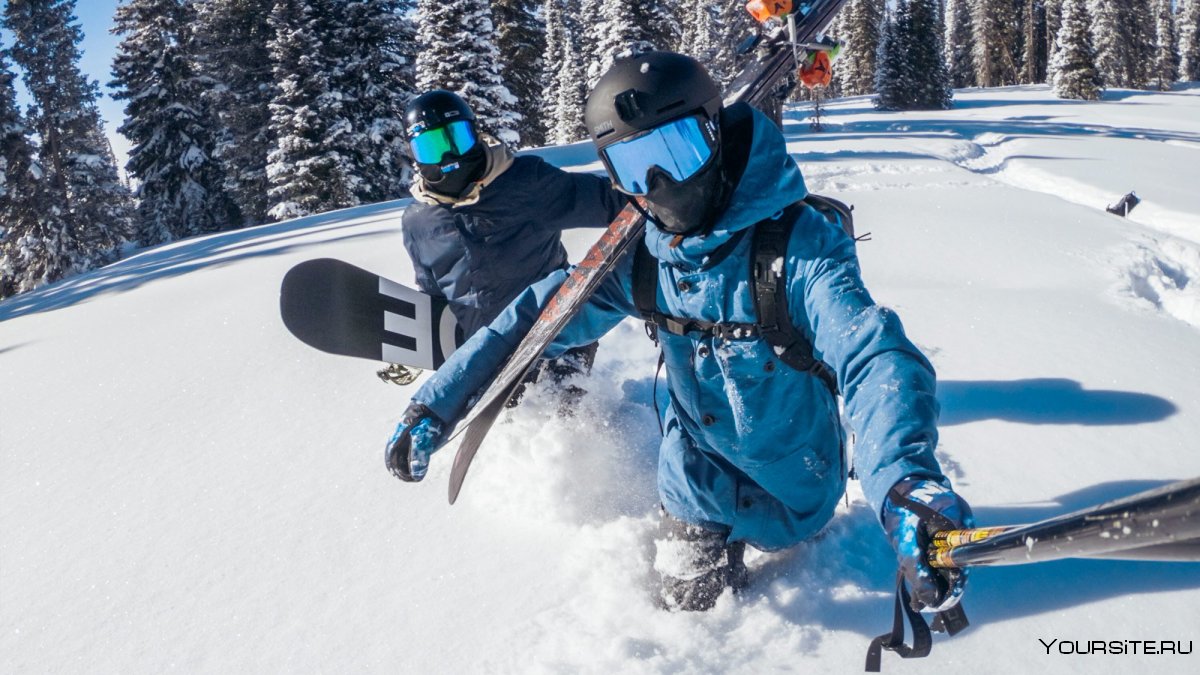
top-left (3, 0), bottom-right (129, 169)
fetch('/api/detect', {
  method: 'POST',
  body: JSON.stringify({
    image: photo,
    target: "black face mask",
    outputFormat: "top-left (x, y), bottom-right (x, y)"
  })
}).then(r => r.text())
top-left (418, 141), bottom-right (487, 199)
top-left (642, 141), bottom-right (732, 237)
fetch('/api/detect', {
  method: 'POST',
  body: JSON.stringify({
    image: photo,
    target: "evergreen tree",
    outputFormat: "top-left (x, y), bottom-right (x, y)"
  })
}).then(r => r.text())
top-left (1128, 0), bottom-right (1158, 88)
top-left (874, 8), bottom-right (904, 107)
top-left (1045, 0), bottom-right (1064, 82)
top-left (1090, 0), bottom-right (1129, 87)
top-left (112, 0), bottom-right (240, 246)
top-left (836, 0), bottom-right (885, 96)
top-left (876, 1), bottom-right (951, 110)
top-left (1052, 0), bottom-right (1103, 98)
top-left (540, 0), bottom-right (586, 144)
top-left (1182, 0), bottom-right (1200, 81)
top-left (709, 0), bottom-right (756, 88)
top-left (414, 0), bottom-right (521, 145)
top-left (194, 0), bottom-right (278, 226)
top-left (1151, 0), bottom-right (1180, 89)
top-left (4, 0), bottom-right (134, 272)
top-left (1020, 0), bottom-right (1048, 83)
top-left (265, 0), bottom-right (355, 219)
top-left (1, 43), bottom-right (68, 298)
top-left (944, 0), bottom-right (975, 88)
top-left (586, 0), bottom-right (677, 87)
top-left (973, 0), bottom-right (1021, 86)
top-left (494, 0), bottom-right (546, 147)
top-left (326, 0), bottom-right (417, 200)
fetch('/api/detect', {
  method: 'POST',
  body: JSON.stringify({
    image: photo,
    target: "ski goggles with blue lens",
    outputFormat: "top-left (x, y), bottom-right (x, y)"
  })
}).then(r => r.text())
top-left (600, 114), bottom-right (719, 195)
top-left (409, 120), bottom-right (478, 164)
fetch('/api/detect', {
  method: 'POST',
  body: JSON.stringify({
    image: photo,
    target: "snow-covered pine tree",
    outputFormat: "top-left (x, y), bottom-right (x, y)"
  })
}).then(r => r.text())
top-left (908, 0), bottom-right (953, 108)
top-left (1045, 0), bottom-right (1064, 82)
top-left (586, 0), bottom-right (676, 87)
top-left (414, 0), bottom-right (520, 146)
top-left (1051, 0), bottom-right (1103, 98)
top-left (876, 1), bottom-right (951, 110)
top-left (873, 7), bottom-right (905, 108)
top-left (1020, 0), bottom-right (1048, 83)
top-left (0, 43), bottom-right (71, 298)
top-left (679, 4), bottom-right (720, 63)
top-left (112, 0), bottom-right (240, 246)
top-left (494, 0), bottom-right (546, 147)
top-left (326, 0), bottom-right (417, 201)
top-left (836, 0), bottom-right (885, 96)
top-left (1089, 0), bottom-right (1131, 88)
top-left (703, 0), bottom-right (755, 89)
top-left (1151, 0), bottom-right (1180, 90)
top-left (3, 0), bottom-right (134, 273)
top-left (540, 0), bottom-right (587, 144)
top-left (1127, 0), bottom-right (1158, 88)
top-left (194, 0), bottom-right (278, 226)
top-left (1183, 0), bottom-right (1200, 81)
top-left (973, 0), bottom-right (1020, 86)
top-left (944, 0), bottom-right (975, 88)
top-left (266, 0), bottom-right (354, 219)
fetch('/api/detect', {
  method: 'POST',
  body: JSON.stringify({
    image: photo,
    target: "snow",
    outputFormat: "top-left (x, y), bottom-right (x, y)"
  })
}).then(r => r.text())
top-left (3, 85), bottom-right (1200, 673)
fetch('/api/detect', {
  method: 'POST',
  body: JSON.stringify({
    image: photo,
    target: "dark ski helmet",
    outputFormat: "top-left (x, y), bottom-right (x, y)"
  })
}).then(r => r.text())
top-left (404, 90), bottom-right (476, 141)
top-left (585, 51), bottom-right (722, 151)
top-left (405, 90), bottom-right (486, 197)
top-left (585, 52), bottom-right (730, 236)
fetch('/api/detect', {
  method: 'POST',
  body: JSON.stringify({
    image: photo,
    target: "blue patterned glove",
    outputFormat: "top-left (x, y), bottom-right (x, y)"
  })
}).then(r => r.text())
top-left (882, 478), bottom-right (974, 613)
top-left (385, 403), bottom-right (445, 482)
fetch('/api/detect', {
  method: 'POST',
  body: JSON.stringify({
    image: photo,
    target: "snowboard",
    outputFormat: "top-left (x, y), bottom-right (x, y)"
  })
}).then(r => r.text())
top-left (280, 258), bottom-right (462, 370)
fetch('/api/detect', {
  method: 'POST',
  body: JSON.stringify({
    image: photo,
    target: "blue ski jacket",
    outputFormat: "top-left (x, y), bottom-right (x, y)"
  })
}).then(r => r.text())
top-left (402, 149), bottom-right (626, 336)
top-left (413, 109), bottom-right (948, 550)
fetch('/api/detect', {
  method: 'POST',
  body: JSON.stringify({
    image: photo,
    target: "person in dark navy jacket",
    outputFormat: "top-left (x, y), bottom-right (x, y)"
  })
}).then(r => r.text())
top-left (398, 90), bottom-right (626, 388)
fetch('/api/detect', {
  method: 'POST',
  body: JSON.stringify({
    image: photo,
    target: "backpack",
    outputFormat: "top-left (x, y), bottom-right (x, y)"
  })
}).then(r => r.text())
top-left (631, 194), bottom-right (856, 396)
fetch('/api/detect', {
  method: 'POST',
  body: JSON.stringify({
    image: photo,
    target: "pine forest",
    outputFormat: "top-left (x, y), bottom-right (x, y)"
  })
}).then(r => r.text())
top-left (2, 0), bottom-right (1199, 297)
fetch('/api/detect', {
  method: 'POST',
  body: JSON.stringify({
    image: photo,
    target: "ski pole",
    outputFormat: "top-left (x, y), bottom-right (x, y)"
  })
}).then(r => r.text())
top-left (928, 477), bottom-right (1200, 568)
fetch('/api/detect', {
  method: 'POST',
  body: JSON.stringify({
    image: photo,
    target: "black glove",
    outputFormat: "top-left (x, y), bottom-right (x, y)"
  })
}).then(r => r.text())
top-left (384, 403), bottom-right (445, 482)
top-left (882, 478), bottom-right (974, 612)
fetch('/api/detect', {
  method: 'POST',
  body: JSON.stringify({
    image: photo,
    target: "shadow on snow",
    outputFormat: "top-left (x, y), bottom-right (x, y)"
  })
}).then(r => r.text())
top-left (0, 201), bottom-right (410, 323)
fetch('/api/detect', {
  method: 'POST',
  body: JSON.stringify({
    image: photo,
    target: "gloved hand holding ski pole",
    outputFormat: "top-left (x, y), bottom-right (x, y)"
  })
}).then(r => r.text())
top-left (385, 403), bottom-right (446, 482)
top-left (882, 478), bottom-right (974, 612)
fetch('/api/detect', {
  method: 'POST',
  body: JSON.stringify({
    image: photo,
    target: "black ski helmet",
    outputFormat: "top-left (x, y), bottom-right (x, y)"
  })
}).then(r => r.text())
top-left (584, 51), bottom-right (722, 151)
top-left (404, 89), bottom-right (476, 140)
top-left (585, 52), bottom-right (731, 236)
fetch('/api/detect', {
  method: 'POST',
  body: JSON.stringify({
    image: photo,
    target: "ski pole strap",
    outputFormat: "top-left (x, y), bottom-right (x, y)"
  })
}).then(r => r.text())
top-left (865, 575), bottom-right (931, 672)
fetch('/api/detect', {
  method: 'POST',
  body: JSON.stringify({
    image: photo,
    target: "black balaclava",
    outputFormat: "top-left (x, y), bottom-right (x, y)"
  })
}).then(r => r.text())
top-left (419, 140), bottom-right (488, 199)
top-left (642, 102), bottom-right (753, 238)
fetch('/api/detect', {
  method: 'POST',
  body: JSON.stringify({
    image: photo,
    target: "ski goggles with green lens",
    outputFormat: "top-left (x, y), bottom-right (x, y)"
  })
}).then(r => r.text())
top-left (600, 114), bottom-right (719, 195)
top-left (408, 120), bottom-right (478, 164)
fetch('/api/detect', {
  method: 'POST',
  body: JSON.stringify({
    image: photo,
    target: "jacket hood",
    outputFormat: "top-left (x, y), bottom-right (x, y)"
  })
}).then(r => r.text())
top-left (410, 134), bottom-right (515, 207)
top-left (645, 108), bottom-right (808, 270)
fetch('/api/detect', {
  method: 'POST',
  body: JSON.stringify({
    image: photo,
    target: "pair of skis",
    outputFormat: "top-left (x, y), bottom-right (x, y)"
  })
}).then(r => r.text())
top-left (445, 0), bottom-right (852, 505)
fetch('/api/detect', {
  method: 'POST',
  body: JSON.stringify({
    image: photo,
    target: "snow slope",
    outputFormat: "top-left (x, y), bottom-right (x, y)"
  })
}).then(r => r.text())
top-left (3, 85), bottom-right (1199, 674)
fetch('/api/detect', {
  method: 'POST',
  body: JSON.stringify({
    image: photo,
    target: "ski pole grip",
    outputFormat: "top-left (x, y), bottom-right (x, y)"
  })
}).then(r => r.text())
top-left (928, 527), bottom-right (1014, 568)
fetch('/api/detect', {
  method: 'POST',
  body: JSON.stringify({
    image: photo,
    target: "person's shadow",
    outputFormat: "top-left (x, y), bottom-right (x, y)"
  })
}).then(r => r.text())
top-left (938, 378), bottom-right (1178, 426)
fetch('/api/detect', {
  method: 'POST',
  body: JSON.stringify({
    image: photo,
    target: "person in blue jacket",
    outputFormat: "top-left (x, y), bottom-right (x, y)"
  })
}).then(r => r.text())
top-left (396, 90), bottom-right (626, 388)
top-left (387, 55), bottom-right (973, 615)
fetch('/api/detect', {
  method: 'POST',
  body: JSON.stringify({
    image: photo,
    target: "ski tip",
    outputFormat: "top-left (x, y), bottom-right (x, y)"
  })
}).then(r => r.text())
top-left (448, 479), bottom-right (461, 505)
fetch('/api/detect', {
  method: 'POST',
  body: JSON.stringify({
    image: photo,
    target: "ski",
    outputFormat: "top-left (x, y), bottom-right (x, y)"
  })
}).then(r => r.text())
top-left (929, 476), bottom-right (1200, 568)
top-left (445, 0), bottom-right (851, 504)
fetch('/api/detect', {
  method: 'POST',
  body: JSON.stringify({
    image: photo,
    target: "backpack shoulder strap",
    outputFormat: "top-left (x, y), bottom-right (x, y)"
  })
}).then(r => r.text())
top-left (752, 200), bottom-right (839, 395)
